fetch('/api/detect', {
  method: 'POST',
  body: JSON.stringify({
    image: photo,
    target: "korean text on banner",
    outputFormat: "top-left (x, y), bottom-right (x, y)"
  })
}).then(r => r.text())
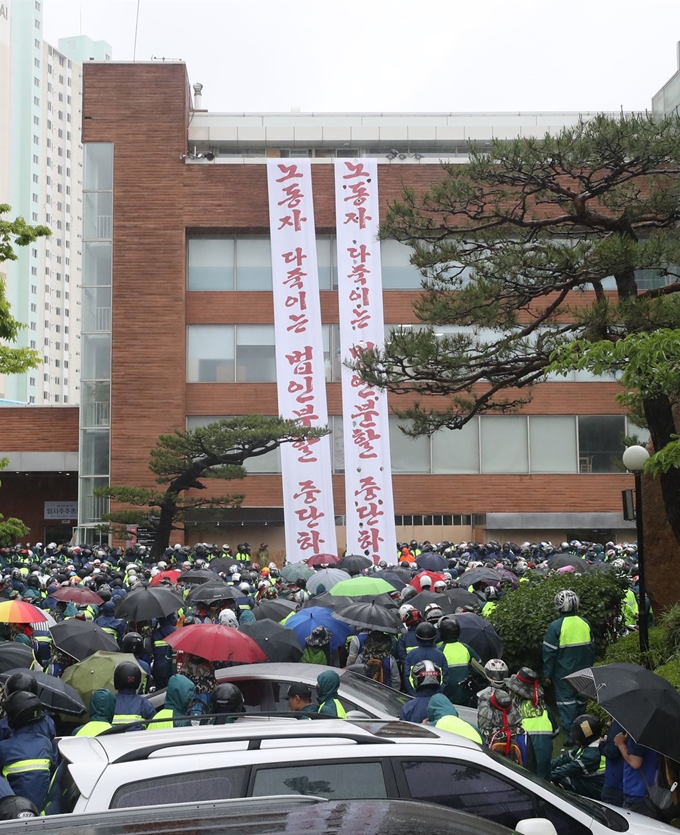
top-left (334, 159), bottom-right (395, 563)
top-left (267, 160), bottom-right (337, 560)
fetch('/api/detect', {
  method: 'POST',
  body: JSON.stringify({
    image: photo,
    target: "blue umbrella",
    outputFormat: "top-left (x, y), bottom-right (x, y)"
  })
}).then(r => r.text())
top-left (416, 552), bottom-right (448, 572)
top-left (285, 606), bottom-right (352, 651)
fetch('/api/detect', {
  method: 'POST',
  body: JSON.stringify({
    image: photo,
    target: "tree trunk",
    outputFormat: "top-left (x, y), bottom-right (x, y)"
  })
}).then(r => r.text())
top-left (150, 498), bottom-right (177, 560)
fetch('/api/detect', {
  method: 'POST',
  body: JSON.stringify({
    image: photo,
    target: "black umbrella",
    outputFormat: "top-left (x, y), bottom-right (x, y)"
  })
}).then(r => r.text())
top-left (178, 568), bottom-right (218, 585)
top-left (409, 591), bottom-right (455, 616)
top-left (372, 571), bottom-right (407, 591)
top-left (0, 668), bottom-right (86, 716)
top-left (0, 642), bottom-right (34, 673)
top-left (208, 557), bottom-right (240, 574)
top-left (187, 580), bottom-right (241, 605)
top-left (240, 621), bottom-right (302, 663)
top-left (253, 599), bottom-right (298, 622)
top-left (459, 567), bottom-right (501, 587)
top-left (546, 555), bottom-right (589, 573)
top-left (50, 620), bottom-right (119, 662)
top-left (303, 592), bottom-right (397, 612)
top-left (442, 588), bottom-right (482, 611)
top-left (416, 552), bottom-right (448, 572)
top-left (455, 612), bottom-right (503, 663)
top-left (565, 663), bottom-right (680, 760)
top-left (115, 586), bottom-right (184, 621)
top-left (336, 555), bottom-right (373, 576)
top-left (332, 601), bottom-right (403, 634)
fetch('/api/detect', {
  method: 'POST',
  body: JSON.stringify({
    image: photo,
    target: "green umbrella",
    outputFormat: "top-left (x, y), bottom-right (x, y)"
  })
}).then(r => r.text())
top-left (61, 651), bottom-right (147, 713)
top-left (329, 576), bottom-right (396, 597)
top-left (281, 563), bottom-right (315, 584)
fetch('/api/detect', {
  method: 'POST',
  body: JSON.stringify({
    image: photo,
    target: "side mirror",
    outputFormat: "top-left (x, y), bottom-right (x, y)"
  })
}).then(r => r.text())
top-left (516, 819), bottom-right (558, 835)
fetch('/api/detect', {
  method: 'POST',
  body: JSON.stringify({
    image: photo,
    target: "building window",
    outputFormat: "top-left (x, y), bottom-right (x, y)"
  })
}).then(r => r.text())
top-left (33, 154), bottom-right (39, 164)
top-left (34, 58), bottom-right (40, 68)
top-left (186, 325), bottom-right (276, 383)
top-left (33, 96), bottom-right (39, 106)
top-left (31, 285), bottom-right (37, 294)
top-left (30, 304), bottom-right (37, 313)
top-left (30, 341), bottom-right (36, 349)
top-left (30, 322), bottom-right (36, 331)
top-left (54, 394), bottom-right (60, 403)
top-left (29, 378), bottom-right (36, 387)
top-left (29, 396), bottom-right (35, 404)
top-left (577, 416), bottom-right (626, 473)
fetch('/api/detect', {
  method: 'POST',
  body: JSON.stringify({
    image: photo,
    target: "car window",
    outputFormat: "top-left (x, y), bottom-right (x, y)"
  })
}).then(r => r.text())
top-left (536, 800), bottom-right (593, 835)
top-left (224, 678), bottom-right (272, 712)
top-left (111, 767), bottom-right (246, 809)
top-left (340, 670), bottom-right (411, 717)
top-left (399, 759), bottom-right (535, 830)
top-left (251, 761), bottom-right (387, 800)
top-left (270, 679), bottom-right (318, 711)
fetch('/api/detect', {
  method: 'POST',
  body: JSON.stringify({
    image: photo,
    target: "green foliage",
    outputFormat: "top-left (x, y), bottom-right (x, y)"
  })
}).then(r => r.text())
top-left (489, 570), bottom-right (628, 675)
top-left (660, 604), bottom-right (680, 655)
top-left (599, 626), bottom-right (671, 670)
top-left (653, 658), bottom-right (680, 691)
top-left (0, 458), bottom-right (29, 545)
top-left (0, 206), bottom-right (49, 376)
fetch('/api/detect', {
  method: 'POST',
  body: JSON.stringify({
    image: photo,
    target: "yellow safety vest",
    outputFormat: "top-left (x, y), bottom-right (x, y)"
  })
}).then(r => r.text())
top-left (146, 708), bottom-right (174, 730)
top-left (75, 721), bottom-right (112, 737)
top-left (434, 715), bottom-right (483, 744)
top-left (558, 616), bottom-right (592, 648)
top-left (112, 713), bottom-right (143, 725)
top-left (3, 758), bottom-right (51, 777)
top-left (440, 641), bottom-right (471, 669)
top-left (319, 699), bottom-right (347, 719)
top-left (520, 704), bottom-right (553, 735)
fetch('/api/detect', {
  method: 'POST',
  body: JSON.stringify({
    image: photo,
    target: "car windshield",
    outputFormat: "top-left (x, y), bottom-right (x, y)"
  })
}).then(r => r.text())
top-left (484, 749), bottom-right (628, 832)
top-left (340, 670), bottom-right (411, 716)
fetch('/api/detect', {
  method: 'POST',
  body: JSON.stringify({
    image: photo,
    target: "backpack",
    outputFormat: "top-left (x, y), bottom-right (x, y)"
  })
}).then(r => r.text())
top-left (364, 658), bottom-right (386, 684)
top-left (489, 729), bottom-right (525, 766)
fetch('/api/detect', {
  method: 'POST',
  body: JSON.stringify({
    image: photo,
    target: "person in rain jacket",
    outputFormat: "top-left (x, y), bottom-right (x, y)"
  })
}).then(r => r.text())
top-left (73, 689), bottom-right (115, 737)
top-left (542, 590), bottom-right (594, 743)
top-left (0, 673), bottom-right (56, 743)
top-left (437, 617), bottom-right (480, 706)
top-left (147, 675), bottom-right (195, 729)
top-left (95, 601), bottom-right (125, 647)
top-left (316, 671), bottom-right (347, 718)
top-left (551, 714), bottom-right (605, 800)
top-left (151, 614), bottom-right (176, 690)
top-left (399, 660), bottom-right (442, 724)
top-left (426, 693), bottom-right (482, 743)
top-left (506, 668), bottom-right (558, 779)
top-left (111, 662), bottom-right (156, 730)
top-left (403, 622), bottom-right (449, 696)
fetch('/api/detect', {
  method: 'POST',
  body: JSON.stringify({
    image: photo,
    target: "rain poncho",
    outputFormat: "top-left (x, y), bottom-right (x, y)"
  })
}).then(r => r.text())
top-left (316, 671), bottom-right (346, 717)
top-left (427, 693), bottom-right (482, 743)
top-left (73, 688), bottom-right (115, 736)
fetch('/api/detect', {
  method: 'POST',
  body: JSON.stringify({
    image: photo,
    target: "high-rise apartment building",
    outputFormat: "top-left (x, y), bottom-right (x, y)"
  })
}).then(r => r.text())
top-left (0, 0), bottom-right (110, 405)
top-left (652, 41), bottom-right (680, 116)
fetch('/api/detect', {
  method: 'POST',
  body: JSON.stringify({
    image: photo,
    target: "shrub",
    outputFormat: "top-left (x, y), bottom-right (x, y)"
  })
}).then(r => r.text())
top-left (654, 658), bottom-right (680, 691)
top-left (488, 569), bottom-right (627, 675)
top-left (600, 626), bottom-right (671, 669)
top-left (660, 604), bottom-right (680, 655)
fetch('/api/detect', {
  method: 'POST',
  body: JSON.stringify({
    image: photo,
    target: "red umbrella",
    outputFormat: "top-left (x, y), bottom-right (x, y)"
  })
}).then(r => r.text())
top-left (0, 600), bottom-right (48, 624)
top-left (51, 587), bottom-right (104, 606)
top-left (408, 571), bottom-right (446, 593)
top-left (150, 569), bottom-right (182, 587)
top-left (164, 624), bottom-right (267, 663)
top-left (306, 553), bottom-right (340, 566)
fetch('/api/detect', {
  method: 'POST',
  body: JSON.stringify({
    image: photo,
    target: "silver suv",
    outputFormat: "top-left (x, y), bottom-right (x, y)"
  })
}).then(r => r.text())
top-left (56, 719), bottom-right (671, 835)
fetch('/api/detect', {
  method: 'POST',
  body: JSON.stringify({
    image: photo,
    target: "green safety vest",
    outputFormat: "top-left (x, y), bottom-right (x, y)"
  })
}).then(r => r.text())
top-left (434, 715), bottom-right (483, 744)
top-left (75, 721), bottom-right (112, 737)
top-left (558, 616), bottom-right (592, 648)
top-left (482, 601), bottom-right (497, 618)
top-left (520, 704), bottom-right (553, 735)
top-left (146, 708), bottom-right (174, 730)
top-left (3, 758), bottom-right (51, 777)
top-left (440, 641), bottom-right (471, 669)
top-left (319, 699), bottom-right (347, 719)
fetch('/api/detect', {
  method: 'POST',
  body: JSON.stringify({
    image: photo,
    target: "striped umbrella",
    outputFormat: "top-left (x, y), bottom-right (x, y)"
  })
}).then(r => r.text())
top-left (0, 600), bottom-right (48, 624)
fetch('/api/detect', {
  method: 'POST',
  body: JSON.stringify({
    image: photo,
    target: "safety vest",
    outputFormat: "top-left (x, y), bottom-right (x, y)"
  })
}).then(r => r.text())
top-left (434, 715), bottom-right (483, 744)
top-left (146, 708), bottom-right (173, 730)
top-left (319, 699), bottom-right (347, 719)
top-left (622, 589), bottom-right (639, 627)
top-left (520, 704), bottom-right (553, 736)
top-left (2, 758), bottom-right (51, 777)
top-left (112, 713), bottom-right (144, 725)
top-left (558, 616), bottom-right (592, 648)
top-left (101, 626), bottom-right (119, 639)
top-left (440, 641), bottom-right (471, 669)
top-left (75, 721), bottom-right (112, 737)
top-left (482, 601), bottom-right (497, 618)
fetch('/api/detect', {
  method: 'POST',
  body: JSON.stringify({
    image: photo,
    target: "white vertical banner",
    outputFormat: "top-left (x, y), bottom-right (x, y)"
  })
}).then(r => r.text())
top-left (334, 159), bottom-right (395, 562)
top-left (267, 159), bottom-right (337, 560)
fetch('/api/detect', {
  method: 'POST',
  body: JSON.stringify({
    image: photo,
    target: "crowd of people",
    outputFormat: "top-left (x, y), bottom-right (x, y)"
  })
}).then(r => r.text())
top-left (0, 535), bottom-right (657, 820)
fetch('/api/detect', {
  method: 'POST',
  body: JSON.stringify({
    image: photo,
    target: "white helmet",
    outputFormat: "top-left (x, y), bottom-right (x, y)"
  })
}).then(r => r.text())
top-left (173, 544), bottom-right (182, 550)
top-left (218, 609), bottom-right (239, 629)
top-left (484, 658), bottom-right (509, 683)
top-left (424, 603), bottom-right (443, 623)
top-left (238, 582), bottom-right (250, 593)
top-left (399, 603), bottom-right (415, 619)
top-left (229, 566), bottom-right (239, 575)
top-left (433, 580), bottom-right (447, 592)
top-left (555, 589), bottom-right (580, 613)
top-left (157, 561), bottom-right (167, 570)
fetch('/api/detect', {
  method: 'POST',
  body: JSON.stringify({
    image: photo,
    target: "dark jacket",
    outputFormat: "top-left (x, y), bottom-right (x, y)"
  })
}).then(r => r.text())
top-left (0, 724), bottom-right (55, 810)
top-left (316, 671), bottom-right (345, 717)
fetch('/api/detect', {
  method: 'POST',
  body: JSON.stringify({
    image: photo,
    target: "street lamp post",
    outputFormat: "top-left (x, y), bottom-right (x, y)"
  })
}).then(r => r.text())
top-left (622, 444), bottom-right (651, 659)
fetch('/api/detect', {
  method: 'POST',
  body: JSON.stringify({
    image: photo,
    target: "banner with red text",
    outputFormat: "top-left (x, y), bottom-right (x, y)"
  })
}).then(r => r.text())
top-left (267, 159), bottom-right (337, 560)
top-left (334, 159), bottom-right (395, 562)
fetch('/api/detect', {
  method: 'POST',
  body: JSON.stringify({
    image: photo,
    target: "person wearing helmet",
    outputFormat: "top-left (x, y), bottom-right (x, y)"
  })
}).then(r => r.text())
top-left (218, 609), bottom-right (239, 629)
top-left (551, 714), bottom-right (605, 799)
top-left (73, 689), bottom-right (116, 737)
top-left (482, 586), bottom-right (501, 618)
top-left (301, 627), bottom-right (338, 667)
top-left (476, 659), bottom-right (510, 708)
top-left (397, 606), bottom-right (423, 674)
top-left (437, 617), bottom-right (480, 706)
top-left (424, 603), bottom-right (443, 626)
top-left (0, 673), bottom-right (56, 743)
top-left (477, 687), bottom-right (523, 746)
top-left (0, 691), bottom-right (55, 810)
top-left (403, 622), bottom-right (449, 696)
top-left (399, 660), bottom-right (443, 723)
top-left (95, 601), bottom-right (126, 647)
top-left (507, 667), bottom-right (558, 779)
top-left (0, 795), bottom-right (39, 820)
top-left (147, 675), bottom-right (195, 730)
top-left (211, 683), bottom-right (245, 724)
top-left (121, 632), bottom-right (153, 691)
top-left (426, 693), bottom-right (483, 744)
top-left (315, 671), bottom-right (347, 718)
top-left (543, 590), bottom-right (594, 744)
top-left (151, 613), bottom-right (177, 691)
top-left (111, 662), bottom-right (156, 730)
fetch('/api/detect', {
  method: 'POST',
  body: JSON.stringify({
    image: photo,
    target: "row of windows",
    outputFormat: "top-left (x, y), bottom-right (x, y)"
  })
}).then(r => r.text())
top-left (185, 414), bottom-right (645, 475)
top-left (188, 237), bottom-right (675, 293)
top-left (186, 324), bottom-right (618, 384)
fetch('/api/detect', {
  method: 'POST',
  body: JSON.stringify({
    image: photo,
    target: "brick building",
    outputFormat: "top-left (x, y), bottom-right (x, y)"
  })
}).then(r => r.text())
top-left (5, 60), bottom-right (644, 556)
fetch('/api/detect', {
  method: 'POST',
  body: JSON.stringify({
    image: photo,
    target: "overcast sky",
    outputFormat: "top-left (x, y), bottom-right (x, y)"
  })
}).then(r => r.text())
top-left (43, 0), bottom-right (680, 114)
